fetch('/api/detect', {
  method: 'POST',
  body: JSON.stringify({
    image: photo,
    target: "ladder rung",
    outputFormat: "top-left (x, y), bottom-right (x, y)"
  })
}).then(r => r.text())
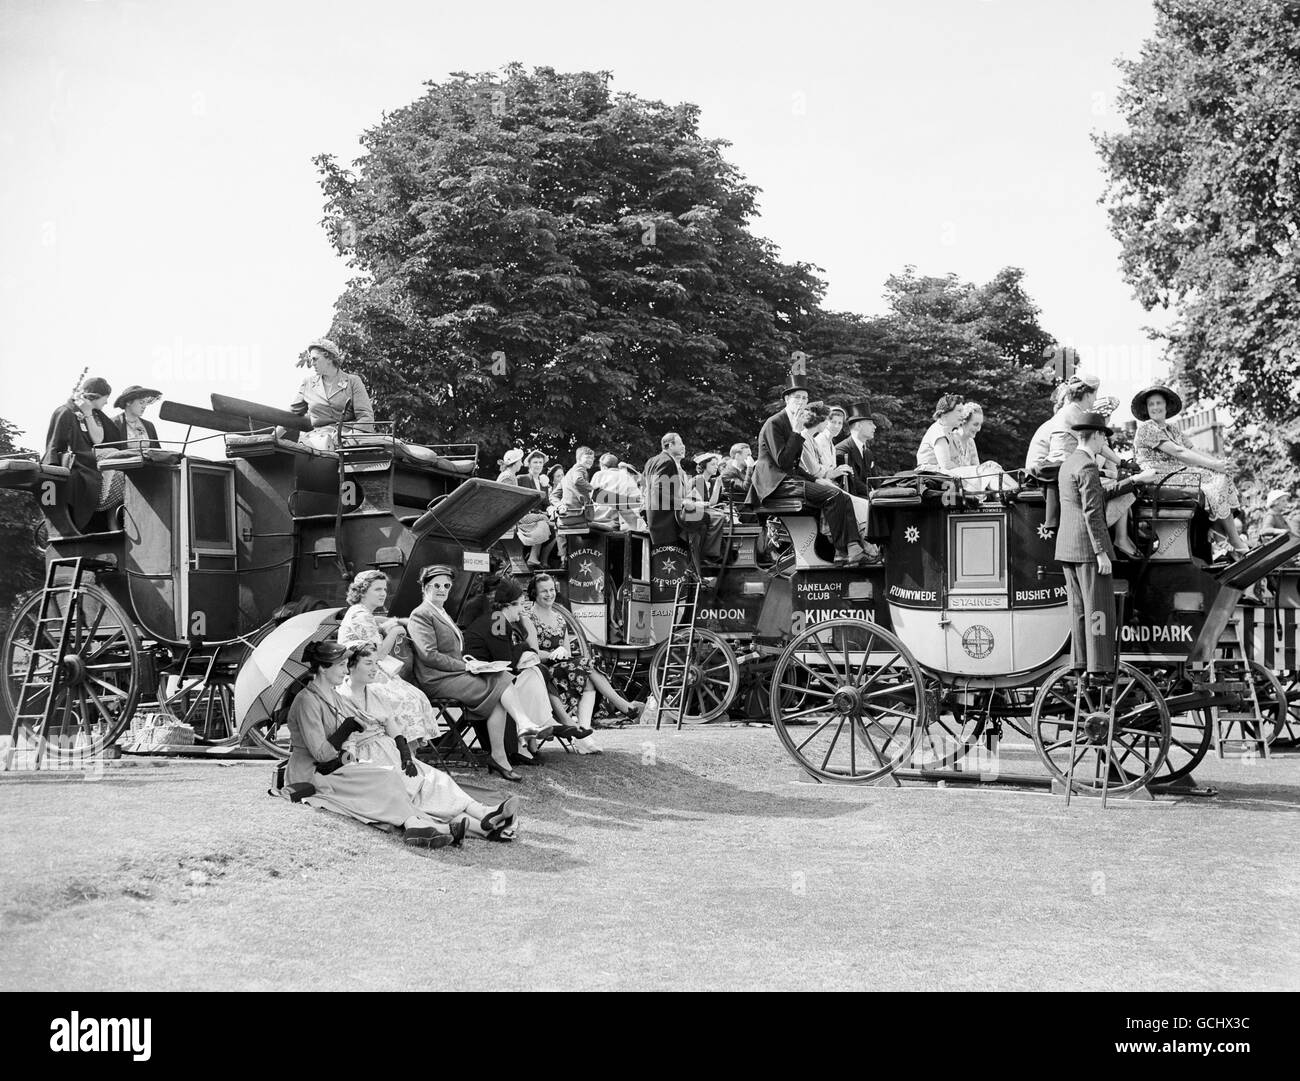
top-left (1216, 713), bottom-right (1260, 722)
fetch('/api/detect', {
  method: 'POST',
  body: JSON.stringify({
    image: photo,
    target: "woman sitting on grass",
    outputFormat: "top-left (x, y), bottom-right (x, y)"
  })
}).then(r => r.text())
top-left (284, 640), bottom-right (459, 849)
top-left (338, 644), bottom-right (520, 842)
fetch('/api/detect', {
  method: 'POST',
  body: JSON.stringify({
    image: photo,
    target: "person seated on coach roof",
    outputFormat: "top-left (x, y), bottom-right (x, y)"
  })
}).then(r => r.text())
top-left (557, 446), bottom-right (596, 524)
top-left (285, 337), bottom-right (374, 451)
top-left (1034, 372), bottom-right (1145, 559)
top-left (719, 442), bottom-right (754, 500)
top-left (643, 432), bottom-right (728, 566)
top-left (748, 372), bottom-right (865, 566)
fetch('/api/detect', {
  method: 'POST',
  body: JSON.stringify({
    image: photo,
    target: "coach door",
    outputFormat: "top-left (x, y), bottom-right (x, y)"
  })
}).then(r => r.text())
top-left (181, 461), bottom-right (240, 641)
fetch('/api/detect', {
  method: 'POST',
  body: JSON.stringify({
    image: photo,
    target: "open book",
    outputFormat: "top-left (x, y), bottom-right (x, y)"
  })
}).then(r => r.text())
top-left (463, 657), bottom-right (510, 675)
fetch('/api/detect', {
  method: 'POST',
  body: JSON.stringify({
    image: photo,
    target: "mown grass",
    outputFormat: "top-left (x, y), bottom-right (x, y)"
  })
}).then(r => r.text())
top-left (1, 729), bottom-right (1297, 991)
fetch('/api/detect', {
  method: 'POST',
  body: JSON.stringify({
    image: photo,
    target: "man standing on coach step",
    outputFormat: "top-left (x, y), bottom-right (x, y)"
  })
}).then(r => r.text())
top-left (749, 373), bottom-right (864, 565)
top-left (1055, 411), bottom-right (1118, 676)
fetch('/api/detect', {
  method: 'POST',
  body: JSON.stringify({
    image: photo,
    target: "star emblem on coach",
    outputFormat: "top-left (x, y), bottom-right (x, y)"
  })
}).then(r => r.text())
top-left (578, 559), bottom-right (596, 578)
top-left (660, 557), bottom-right (678, 575)
top-left (904, 525), bottom-right (920, 543)
top-left (1037, 522), bottom-right (1055, 541)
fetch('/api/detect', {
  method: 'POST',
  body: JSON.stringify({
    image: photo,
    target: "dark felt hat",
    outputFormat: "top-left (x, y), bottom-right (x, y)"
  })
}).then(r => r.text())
top-left (1130, 383), bottom-right (1183, 421)
top-left (1069, 411), bottom-right (1113, 436)
top-left (113, 384), bottom-right (161, 409)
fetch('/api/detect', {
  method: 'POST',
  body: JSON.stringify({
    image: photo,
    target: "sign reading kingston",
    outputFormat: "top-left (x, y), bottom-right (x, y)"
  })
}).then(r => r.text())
top-left (794, 569), bottom-right (876, 624)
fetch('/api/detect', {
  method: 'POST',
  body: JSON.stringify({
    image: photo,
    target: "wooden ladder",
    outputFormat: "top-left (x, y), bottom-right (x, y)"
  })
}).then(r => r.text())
top-left (655, 579), bottom-right (702, 731)
top-left (1202, 617), bottom-right (1269, 761)
top-left (3, 557), bottom-right (90, 771)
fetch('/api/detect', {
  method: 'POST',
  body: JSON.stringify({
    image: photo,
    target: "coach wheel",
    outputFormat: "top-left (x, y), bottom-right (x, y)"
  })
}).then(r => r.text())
top-left (2, 584), bottom-right (141, 761)
top-left (154, 640), bottom-right (256, 746)
top-left (1124, 669), bottom-right (1214, 784)
top-left (1031, 662), bottom-right (1170, 794)
top-left (649, 629), bottom-right (739, 724)
top-left (1277, 672), bottom-right (1300, 747)
top-left (910, 678), bottom-right (986, 770)
top-left (240, 678), bottom-right (302, 759)
top-left (770, 618), bottom-right (926, 784)
top-left (1246, 661), bottom-right (1287, 747)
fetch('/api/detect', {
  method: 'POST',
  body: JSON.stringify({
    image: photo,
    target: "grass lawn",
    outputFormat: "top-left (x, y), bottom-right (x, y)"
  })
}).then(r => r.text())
top-left (1, 726), bottom-right (1297, 991)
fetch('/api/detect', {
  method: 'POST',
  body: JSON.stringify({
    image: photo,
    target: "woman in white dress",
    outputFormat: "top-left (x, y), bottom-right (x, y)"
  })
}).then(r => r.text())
top-left (337, 570), bottom-right (439, 743)
top-left (338, 644), bottom-right (521, 841)
top-left (916, 394), bottom-right (964, 471)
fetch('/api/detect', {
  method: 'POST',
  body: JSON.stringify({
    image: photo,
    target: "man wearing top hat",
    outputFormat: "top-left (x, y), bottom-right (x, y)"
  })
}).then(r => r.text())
top-left (835, 402), bottom-right (877, 499)
top-left (749, 373), bottom-right (864, 564)
top-left (1055, 411), bottom-right (1121, 677)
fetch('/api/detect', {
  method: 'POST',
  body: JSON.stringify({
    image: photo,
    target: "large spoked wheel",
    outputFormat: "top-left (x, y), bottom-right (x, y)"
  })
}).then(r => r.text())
top-left (2, 584), bottom-right (141, 761)
top-left (911, 679), bottom-right (985, 770)
top-left (649, 628), bottom-right (739, 724)
top-left (1031, 662), bottom-right (1170, 794)
top-left (241, 678), bottom-right (303, 759)
top-left (154, 640), bottom-right (256, 746)
top-left (1247, 661), bottom-right (1288, 747)
top-left (770, 618), bottom-right (926, 784)
top-left (1277, 672), bottom-right (1300, 747)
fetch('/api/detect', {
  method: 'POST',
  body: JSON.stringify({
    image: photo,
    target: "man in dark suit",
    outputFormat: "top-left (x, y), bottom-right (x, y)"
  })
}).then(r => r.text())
top-left (835, 401), bottom-right (876, 498)
top-left (1055, 412), bottom-right (1119, 676)
top-left (748, 373), bottom-right (863, 564)
top-left (643, 432), bottom-right (727, 567)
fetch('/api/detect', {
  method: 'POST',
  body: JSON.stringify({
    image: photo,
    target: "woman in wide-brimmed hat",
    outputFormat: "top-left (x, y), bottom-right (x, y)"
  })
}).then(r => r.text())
top-left (111, 385), bottom-right (162, 451)
top-left (1132, 383), bottom-right (1248, 554)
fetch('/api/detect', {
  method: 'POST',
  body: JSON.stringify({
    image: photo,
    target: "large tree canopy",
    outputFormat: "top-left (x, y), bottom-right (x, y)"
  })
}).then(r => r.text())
top-left (804, 268), bottom-right (1058, 474)
top-left (317, 64), bottom-right (1058, 470)
top-left (317, 64), bottom-right (824, 460)
top-left (1096, 0), bottom-right (1300, 422)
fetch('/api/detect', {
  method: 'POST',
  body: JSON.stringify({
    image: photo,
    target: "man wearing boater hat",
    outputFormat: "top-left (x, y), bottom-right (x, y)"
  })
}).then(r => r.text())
top-left (1055, 411), bottom-right (1120, 677)
top-left (749, 372), bottom-right (864, 564)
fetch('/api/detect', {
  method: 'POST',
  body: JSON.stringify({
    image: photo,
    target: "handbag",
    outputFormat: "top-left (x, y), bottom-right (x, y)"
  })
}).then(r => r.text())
top-left (385, 635), bottom-right (414, 679)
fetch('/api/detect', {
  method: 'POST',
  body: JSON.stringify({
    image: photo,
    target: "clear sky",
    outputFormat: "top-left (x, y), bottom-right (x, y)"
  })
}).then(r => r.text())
top-left (0, 0), bottom-right (1169, 454)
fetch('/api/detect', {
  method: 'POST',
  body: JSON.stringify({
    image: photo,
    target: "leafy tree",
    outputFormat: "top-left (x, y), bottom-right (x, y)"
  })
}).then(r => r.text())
top-left (803, 269), bottom-right (1057, 474)
top-left (0, 419), bottom-right (43, 634)
top-left (1096, 0), bottom-right (1300, 423)
top-left (316, 64), bottom-right (824, 464)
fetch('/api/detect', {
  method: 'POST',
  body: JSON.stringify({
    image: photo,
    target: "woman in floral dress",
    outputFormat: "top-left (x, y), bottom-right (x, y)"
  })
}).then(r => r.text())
top-left (1132, 384), bottom-right (1249, 555)
top-left (527, 573), bottom-right (644, 737)
top-left (337, 570), bottom-right (439, 742)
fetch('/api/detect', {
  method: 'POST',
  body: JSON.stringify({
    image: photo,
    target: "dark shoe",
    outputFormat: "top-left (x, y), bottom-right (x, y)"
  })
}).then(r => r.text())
top-left (571, 726), bottom-right (595, 739)
top-left (481, 796), bottom-right (519, 835)
top-left (449, 817), bottom-right (468, 848)
top-left (1114, 541), bottom-right (1140, 560)
top-left (404, 826), bottom-right (454, 849)
top-left (486, 759), bottom-right (523, 783)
